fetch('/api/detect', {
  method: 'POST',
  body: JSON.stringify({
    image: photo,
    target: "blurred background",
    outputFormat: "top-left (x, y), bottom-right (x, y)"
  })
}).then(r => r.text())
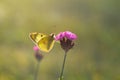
top-left (0, 0), bottom-right (120, 80)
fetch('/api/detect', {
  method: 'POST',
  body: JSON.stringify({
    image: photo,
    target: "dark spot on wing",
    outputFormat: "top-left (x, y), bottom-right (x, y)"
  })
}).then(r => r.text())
top-left (41, 35), bottom-right (43, 37)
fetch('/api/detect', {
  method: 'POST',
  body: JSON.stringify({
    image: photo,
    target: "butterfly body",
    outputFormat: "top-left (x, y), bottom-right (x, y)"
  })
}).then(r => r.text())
top-left (29, 32), bottom-right (55, 52)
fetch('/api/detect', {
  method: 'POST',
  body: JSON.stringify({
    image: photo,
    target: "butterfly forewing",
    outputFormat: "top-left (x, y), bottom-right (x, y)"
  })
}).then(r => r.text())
top-left (29, 32), bottom-right (46, 43)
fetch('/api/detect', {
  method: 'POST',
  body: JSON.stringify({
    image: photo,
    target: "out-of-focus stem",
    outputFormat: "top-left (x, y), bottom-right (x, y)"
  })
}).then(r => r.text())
top-left (34, 61), bottom-right (40, 80)
top-left (59, 51), bottom-right (67, 80)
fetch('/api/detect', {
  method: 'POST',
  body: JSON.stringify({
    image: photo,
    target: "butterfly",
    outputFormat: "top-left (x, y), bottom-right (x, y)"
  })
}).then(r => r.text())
top-left (29, 32), bottom-right (55, 52)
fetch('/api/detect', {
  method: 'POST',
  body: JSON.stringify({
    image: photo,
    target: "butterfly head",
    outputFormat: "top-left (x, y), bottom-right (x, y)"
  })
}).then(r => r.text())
top-left (50, 33), bottom-right (55, 39)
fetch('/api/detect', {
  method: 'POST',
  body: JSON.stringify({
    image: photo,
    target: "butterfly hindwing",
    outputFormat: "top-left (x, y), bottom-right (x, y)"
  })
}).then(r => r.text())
top-left (38, 34), bottom-right (55, 52)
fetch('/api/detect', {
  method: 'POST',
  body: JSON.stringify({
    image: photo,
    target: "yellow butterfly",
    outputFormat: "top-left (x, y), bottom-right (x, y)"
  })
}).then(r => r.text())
top-left (29, 32), bottom-right (55, 52)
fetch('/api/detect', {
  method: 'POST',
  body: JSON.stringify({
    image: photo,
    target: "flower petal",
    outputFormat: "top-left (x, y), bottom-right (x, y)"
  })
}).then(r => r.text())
top-left (64, 31), bottom-right (77, 40)
top-left (55, 32), bottom-right (65, 40)
top-left (33, 45), bottom-right (39, 51)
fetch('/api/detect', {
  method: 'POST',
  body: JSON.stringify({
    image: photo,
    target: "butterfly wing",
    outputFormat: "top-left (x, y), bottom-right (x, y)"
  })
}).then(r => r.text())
top-left (29, 32), bottom-right (46, 43)
top-left (37, 34), bottom-right (55, 52)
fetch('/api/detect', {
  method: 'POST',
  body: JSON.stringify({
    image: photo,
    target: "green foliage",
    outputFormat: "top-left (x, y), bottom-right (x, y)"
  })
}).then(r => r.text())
top-left (0, 0), bottom-right (120, 80)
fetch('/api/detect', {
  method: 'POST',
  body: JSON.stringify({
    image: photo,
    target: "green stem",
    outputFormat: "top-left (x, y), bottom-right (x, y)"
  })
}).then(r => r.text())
top-left (59, 51), bottom-right (67, 80)
top-left (34, 61), bottom-right (40, 80)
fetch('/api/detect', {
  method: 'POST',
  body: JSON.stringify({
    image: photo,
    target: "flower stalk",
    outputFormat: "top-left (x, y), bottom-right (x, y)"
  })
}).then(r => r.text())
top-left (59, 51), bottom-right (67, 80)
top-left (55, 31), bottom-right (77, 80)
top-left (34, 61), bottom-right (40, 80)
top-left (33, 46), bottom-right (43, 80)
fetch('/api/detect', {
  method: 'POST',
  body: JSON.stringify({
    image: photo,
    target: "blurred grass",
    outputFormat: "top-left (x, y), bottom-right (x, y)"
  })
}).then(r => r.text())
top-left (0, 0), bottom-right (120, 80)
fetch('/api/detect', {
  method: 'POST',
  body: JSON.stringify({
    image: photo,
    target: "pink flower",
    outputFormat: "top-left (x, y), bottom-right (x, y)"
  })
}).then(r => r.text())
top-left (55, 31), bottom-right (77, 41)
top-left (33, 45), bottom-right (43, 61)
top-left (55, 32), bottom-right (65, 40)
top-left (55, 31), bottom-right (77, 52)
top-left (33, 46), bottom-right (39, 51)
top-left (64, 31), bottom-right (77, 40)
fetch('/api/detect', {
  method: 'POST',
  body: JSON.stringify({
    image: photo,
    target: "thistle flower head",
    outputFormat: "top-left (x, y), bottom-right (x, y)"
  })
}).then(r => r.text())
top-left (33, 45), bottom-right (43, 61)
top-left (55, 31), bottom-right (77, 53)
top-left (33, 46), bottom-right (39, 51)
top-left (55, 31), bottom-right (77, 41)
top-left (55, 32), bottom-right (65, 41)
